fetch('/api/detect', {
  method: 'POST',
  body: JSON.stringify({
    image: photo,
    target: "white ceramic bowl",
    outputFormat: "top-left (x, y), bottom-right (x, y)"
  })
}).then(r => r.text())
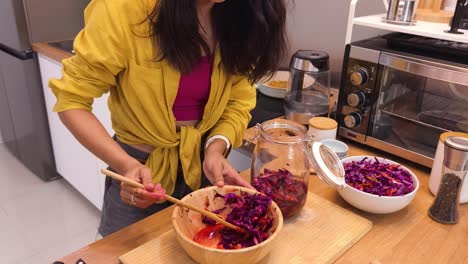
top-left (256, 71), bottom-right (314, 99)
top-left (338, 156), bottom-right (419, 214)
top-left (320, 139), bottom-right (348, 159)
top-left (172, 185), bottom-right (283, 264)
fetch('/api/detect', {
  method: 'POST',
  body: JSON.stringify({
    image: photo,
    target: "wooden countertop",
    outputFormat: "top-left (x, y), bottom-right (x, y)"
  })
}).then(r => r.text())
top-left (32, 42), bottom-right (73, 62)
top-left (58, 139), bottom-right (468, 264)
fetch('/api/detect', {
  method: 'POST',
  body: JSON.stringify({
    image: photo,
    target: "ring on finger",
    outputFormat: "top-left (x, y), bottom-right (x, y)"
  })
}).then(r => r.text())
top-left (131, 194), bottom-right (137, 206)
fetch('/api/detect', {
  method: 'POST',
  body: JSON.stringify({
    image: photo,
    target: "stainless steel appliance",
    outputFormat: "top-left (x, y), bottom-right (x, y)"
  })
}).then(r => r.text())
top-left (0, 0), bottom-right (88, 180)
top-left (383, 0), bottom-right (418, 25)
top-left (337, 35), bottom-right (468, 167)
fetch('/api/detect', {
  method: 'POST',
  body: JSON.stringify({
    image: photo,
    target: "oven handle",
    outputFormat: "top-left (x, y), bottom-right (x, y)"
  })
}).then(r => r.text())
top-left (379, 52), bottom-right (468, 86)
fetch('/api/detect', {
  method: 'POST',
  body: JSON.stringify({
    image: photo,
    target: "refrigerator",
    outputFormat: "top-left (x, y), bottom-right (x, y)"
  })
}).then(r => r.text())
top-left (0, 0), bottom-right (88, 181)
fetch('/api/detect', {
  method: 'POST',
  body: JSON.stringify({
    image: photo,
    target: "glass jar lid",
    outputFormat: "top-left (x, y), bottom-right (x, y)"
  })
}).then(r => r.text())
top-left (310, 142), bottom-right (346, 189)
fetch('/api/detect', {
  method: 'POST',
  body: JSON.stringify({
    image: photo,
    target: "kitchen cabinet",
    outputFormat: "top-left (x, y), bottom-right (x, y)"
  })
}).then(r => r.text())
top-left (38, 54), bottom-right (111, 210)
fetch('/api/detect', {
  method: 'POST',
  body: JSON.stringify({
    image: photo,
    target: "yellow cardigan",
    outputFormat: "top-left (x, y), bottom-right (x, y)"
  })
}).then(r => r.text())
top-left (49, 0), bottom-right (256, 195)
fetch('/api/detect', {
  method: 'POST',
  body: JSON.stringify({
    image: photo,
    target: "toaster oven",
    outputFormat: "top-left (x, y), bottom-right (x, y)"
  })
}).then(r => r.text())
top-left (337, 35), bottom-right (468, 167)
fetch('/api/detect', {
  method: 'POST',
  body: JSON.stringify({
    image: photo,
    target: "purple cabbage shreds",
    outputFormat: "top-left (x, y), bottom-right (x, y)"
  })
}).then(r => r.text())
top-left (212, 207), bottom-right (226, 214)
top-left (343, 158), bottom-right (415, 197)
top-left (225, 193), bottom-right (242, 205)
top-left (201, 215), bottom-right (217, 226)
top-left (201, 206), bottom-right (227, 225)
top-left (206, 191), bottom-right (274, 249)
top-left (252, 169), bottom-right (308, 218)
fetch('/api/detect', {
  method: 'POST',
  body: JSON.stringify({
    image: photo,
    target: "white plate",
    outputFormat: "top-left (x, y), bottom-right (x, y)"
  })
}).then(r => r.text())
top-left (256, 71), bottom-right (315, 99)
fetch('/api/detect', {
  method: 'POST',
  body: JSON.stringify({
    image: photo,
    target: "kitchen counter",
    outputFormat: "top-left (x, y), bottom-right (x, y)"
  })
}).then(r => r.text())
top-left (57, 133), bottom-right (468, 263)
top-left (32, 41), bottom-right (73, 62)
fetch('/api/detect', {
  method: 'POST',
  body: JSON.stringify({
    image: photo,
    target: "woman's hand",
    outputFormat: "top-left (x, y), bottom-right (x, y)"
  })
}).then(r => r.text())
top-left (119, 160), bottom-right (166, 208)
top-left (203, 139), bottom-right (253, 189)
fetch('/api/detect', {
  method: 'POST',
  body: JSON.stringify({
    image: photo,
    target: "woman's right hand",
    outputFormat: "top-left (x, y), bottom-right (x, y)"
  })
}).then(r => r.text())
top-left (119, 161), bottom-right (166, 208)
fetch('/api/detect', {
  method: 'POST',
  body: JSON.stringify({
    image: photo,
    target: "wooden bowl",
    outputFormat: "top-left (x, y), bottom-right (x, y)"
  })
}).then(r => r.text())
top-left (171, 185), bottom-right (283, 264)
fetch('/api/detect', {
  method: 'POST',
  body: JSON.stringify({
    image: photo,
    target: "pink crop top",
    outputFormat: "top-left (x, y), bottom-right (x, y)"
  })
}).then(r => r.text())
top-left (172, 56), bottom-right (213, 121)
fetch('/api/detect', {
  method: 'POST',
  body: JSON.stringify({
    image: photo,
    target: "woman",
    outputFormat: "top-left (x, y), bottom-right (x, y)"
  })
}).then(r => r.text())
top-left (49, 0), bottom-right (287, 237)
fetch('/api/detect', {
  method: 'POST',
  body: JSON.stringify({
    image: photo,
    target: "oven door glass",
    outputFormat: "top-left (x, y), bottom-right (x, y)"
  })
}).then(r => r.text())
top-left (370, 53), bottom-right (468, 159)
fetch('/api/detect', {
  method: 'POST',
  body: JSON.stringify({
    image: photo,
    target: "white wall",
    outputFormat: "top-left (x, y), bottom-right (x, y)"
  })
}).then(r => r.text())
top-left (286, 0), bottom-right (387, 87)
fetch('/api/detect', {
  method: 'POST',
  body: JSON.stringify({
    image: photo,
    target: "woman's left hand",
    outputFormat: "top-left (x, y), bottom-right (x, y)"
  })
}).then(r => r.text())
top-left (203, 139), bottom-right (253, 189)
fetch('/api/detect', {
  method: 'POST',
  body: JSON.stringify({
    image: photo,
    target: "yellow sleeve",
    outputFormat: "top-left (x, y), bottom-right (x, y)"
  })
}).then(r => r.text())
top-left (49, 0), bottom-right (127, 112)
top-left (207, 76), bottom-right (256, 148)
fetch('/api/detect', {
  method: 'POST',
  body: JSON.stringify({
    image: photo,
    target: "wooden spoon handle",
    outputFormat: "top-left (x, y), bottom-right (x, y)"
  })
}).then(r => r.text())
top-left (101, 168), bottom-right (144, 188)
top-left (162, 195), bottom-right (243, 232)
top-left (100, 169), bottom-right (245, 232)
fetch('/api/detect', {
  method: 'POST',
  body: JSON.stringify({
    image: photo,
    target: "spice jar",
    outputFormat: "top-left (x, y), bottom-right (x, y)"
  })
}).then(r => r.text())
top-left (251, 119), bottom-right (310, 218)
top-left (429, 132), bottom-right (468, 203)
top-left (428, 136), bottom-right (468, 224)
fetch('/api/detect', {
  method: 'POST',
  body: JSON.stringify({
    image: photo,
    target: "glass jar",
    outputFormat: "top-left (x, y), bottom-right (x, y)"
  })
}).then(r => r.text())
top-left (251, 119), bottom-right (310, 218)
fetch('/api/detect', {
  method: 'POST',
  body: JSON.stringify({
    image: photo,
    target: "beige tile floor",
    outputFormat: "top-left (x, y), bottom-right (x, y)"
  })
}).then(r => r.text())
top-left (0, 144), bottom-right (101, 264)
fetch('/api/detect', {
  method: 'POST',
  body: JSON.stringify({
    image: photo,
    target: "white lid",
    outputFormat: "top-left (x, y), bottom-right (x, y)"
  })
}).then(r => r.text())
top-left (310, 142), bottom-right (346, 189)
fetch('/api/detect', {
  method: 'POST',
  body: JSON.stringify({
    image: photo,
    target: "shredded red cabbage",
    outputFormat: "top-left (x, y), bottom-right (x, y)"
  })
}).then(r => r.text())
top-left (343, 157), bottom-right (415, 196)
top-left (201, 206), bottom-right (226, 226)
top-left (201, 215), bottom-right (217, 226)
top-left (198, 191), bottom-right (275, 249)
top-left (252, 169), bottom-right (307, 218)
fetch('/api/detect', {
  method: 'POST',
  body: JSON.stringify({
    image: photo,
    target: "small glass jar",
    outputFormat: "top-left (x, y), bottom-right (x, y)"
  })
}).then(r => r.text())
top-left (251, 119), bottom-right (310, 218)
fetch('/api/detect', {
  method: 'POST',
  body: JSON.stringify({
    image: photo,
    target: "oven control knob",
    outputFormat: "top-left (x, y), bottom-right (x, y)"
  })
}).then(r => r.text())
top-left (350, 68), bottom-right (369, 86)
top-left (344, 112), bottom-right (362, 128)
top-left (347, 91), bottom-right (366, 107)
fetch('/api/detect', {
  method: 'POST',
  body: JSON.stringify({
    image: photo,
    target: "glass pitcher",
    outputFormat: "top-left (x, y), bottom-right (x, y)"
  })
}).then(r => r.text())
top-left (251, 119), bottom-right (310, 218)
top-left (284, 50), bottom-right (331, 125)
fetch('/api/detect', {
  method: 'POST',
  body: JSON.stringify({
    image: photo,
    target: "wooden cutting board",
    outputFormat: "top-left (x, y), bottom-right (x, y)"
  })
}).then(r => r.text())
top-left (119, 192), bottom-right (372, 264)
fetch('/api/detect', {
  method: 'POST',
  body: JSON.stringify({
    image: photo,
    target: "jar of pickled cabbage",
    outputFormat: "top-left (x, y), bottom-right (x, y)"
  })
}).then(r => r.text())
top-left (251, 119), bottom-right (310, 218)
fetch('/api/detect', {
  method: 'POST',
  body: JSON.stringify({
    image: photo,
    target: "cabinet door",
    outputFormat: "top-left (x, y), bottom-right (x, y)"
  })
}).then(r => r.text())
top-left (92, 93), bottom-right (113, 209)
top-left (38, 54), bottom-right (107, 210)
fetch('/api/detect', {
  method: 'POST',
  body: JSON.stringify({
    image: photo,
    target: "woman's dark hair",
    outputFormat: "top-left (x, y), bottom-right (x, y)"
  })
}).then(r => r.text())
top-left (148, 0), bottom-right (288, 84)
